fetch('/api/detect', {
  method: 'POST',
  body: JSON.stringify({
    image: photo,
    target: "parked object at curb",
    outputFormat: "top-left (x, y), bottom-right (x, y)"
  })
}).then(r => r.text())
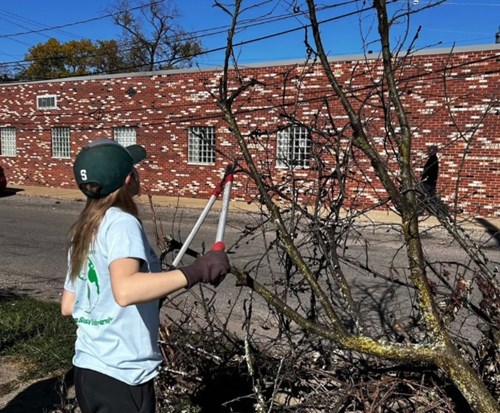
top-left (0, 165), bottom-right (7, 191)
top-left (421, 145), bottom-right (439, 200)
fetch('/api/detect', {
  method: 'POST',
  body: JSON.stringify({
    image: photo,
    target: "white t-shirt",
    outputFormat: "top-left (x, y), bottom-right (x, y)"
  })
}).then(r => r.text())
top-left (64, 207), bottom-right (163, 385)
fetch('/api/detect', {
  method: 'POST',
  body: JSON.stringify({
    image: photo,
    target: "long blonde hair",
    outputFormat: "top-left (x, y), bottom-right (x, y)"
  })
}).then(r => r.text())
top-left (68, 183), bottom-right (139, 281)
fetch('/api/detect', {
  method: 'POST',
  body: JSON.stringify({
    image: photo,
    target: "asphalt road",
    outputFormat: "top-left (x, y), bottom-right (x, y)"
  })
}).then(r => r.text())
top-left (0, 194), bottom-right (75, 300)
top-left (0, 192), bottom-right (255, 301)
top-left (1, 191), bottom-right (499, 340)
top-left (0, 192), bottom-right (270, 331)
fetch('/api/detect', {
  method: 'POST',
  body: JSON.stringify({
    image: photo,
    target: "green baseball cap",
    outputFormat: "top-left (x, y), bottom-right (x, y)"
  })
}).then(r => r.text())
top-left (74, 139), bottom-right (146, 199)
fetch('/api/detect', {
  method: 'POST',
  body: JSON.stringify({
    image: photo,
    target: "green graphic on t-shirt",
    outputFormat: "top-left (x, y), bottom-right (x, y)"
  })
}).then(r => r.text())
top-left (88, 259), bottom-right (100, 295)
top-left (77, 257), bottom-right (101, 314)
top-left (74, 257), bottom-right (111, 325)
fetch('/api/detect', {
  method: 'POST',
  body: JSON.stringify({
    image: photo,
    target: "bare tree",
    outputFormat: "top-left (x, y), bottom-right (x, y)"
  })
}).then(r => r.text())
top-left (110, 0), bottom-right (203, 71)
top-left (193, 1), bottom-right (500, 412)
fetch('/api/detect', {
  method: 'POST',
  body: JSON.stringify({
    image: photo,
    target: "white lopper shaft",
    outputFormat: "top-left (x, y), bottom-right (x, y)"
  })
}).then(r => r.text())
top-left (215, 178), bottom-right (233, 243)
top-left (172, 194), bottom-right (217, 267)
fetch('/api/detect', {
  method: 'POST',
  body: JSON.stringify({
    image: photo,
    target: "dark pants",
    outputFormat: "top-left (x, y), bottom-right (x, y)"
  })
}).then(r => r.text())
top-left (422, 182), bottom-right (437, 200)
top-left (74, 367), bottom-right (156, 413)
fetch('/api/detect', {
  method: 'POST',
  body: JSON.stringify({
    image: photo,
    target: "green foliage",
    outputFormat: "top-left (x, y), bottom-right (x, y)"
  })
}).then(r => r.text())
top-left (20, 38), bottom-right (125, 80)
top-left (95, 40), bottom-right (126, 74)
top-left (17, 0), bottom-right (202, 79)
top-left (22, 38), bottom-right (68, 80)
top-left (0, 296), bottom-right (76, 379)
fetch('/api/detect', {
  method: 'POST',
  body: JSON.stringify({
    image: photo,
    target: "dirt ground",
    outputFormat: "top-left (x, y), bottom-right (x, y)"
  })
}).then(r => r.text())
top-left (0, 357), bottom-right (23, 408)
top-left (0, 356), bottom-right (77, 412)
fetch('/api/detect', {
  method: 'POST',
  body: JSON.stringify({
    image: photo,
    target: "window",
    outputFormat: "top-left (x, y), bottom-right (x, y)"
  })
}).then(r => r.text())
top-left (276, 126), bottom-right (311, 168)
top-left (0, 127), bottom-right (16, 156)
top-left (114, 127), bottom-right (137, 146)
top-left (37, 95), bottom-right (58, 110)
top-left (188, 126), bottom-right (215, 164)
top-left (52, 127), bottom-right (71, 158)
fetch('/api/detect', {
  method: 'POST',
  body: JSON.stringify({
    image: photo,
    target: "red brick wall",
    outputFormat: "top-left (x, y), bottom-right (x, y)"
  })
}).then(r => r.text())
top-left (0, 45), bottom-right (499, 216)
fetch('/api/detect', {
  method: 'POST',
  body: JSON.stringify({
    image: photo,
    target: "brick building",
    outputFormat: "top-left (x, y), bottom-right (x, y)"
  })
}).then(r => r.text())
top-left (0, 44), bottom-right (499, 216)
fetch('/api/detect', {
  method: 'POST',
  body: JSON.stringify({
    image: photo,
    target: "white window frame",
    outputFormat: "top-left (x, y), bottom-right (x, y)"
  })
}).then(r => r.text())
top-left (0, 127), bottom-right (17, 156)
top-left (276, 126), bottom-right (311, 169)
top-left (37, 94), bottom-right (58, 110)
top-left (114, 127), bottom-right (137, 146)
top-left (188, 126), bottom-right (215, 165)
top-left (51, 127), bottom-right (71, 158)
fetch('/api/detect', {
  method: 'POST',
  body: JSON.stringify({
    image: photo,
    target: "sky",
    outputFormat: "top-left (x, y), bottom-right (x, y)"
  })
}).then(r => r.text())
top-left (0, 0), bottom-right (499, 73)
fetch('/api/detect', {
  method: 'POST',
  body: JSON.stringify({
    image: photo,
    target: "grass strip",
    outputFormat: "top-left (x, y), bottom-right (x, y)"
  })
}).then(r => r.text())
top-left (0, 295), bottom-right (76, 379)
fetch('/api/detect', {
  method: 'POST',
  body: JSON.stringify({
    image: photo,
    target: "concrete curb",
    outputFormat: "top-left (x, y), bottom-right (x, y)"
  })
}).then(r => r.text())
top-left (6, 185), bottom-right (500, 233)
top-left (7, 185), bottom-right (260, 213)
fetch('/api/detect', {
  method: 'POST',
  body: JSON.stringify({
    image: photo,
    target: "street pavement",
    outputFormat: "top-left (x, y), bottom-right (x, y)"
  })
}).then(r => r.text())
top-left (5, 184), bottom-right (500, 232)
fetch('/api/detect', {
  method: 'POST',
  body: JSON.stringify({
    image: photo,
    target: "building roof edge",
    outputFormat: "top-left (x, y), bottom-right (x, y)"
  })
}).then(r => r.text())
top-left (2, 43), bottom-right (499, 86)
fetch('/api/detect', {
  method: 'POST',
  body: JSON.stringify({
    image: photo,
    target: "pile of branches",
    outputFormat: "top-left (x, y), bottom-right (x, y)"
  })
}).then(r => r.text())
top-left (154, 321), bottom-right (498, 413)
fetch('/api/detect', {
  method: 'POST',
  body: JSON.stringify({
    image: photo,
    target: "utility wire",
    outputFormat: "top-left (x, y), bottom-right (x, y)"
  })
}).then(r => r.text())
top-left (0, 1), bottom-right (359, 71)
top-left (0, 0), bottom-right (390, 79)
top-left (0, 0), bottom-right (166, 39)
top-left (0, 0), bottom-right (496, 80)
top-left (0, 8), bottom-right (84, 41)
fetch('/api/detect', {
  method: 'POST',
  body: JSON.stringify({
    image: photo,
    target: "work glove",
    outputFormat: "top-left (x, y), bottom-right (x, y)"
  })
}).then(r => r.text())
top-left (180, 250), bottom-right (230, 288)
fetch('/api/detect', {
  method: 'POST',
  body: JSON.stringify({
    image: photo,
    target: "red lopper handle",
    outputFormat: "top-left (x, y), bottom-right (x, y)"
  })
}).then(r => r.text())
top-left (211, 241), bottom-right (226, 251)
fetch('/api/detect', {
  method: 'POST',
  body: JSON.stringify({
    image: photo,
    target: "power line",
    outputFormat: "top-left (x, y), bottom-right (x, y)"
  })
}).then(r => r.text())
top-left (0, 0), bottom-right (379, 79)
top-left (0, 8), bottom-right (84, 41)
top-left (0, 0), bottom-right (497, 80)
top-left (0, 1), bottom-right (359, 71)
top-left (0, 1), bottom-right (496, 84)
top-left (0, 1), bottom-right (166, 39)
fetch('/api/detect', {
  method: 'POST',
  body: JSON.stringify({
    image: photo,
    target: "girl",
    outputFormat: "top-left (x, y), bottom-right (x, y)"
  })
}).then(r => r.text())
top-left (61, 139), bottom-right (229, 412)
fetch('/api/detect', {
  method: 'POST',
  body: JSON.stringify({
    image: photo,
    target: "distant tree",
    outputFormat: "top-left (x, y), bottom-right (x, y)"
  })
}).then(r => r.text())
top-left (61, 39), bottom-right (97, 75)
top-left (93, 40), bottom-right (127, 74)
top-left (20, 38), bottom-right (124, 80)
top-left (21, 38), bottom-right (69, 80)
top-left (109, 0), bottom-right (203, 71)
